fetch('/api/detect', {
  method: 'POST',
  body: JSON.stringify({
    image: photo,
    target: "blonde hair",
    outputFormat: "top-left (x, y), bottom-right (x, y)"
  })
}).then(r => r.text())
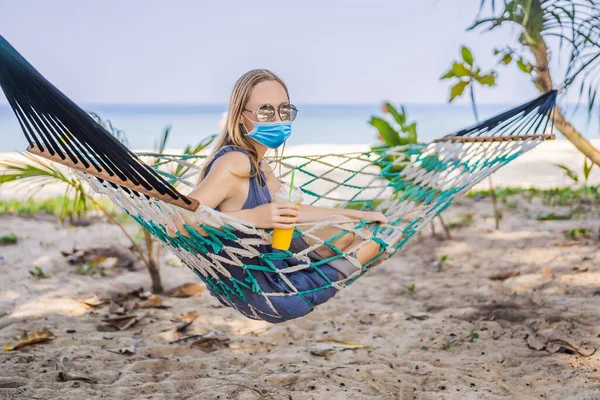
top-left (199, 69), bottom-right (289, 185)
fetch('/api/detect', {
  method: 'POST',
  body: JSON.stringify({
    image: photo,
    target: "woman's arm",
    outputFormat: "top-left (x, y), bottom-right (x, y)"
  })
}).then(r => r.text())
top-left (185, 154), bottom-right (299, 229)
top-left (223, 203), bottom-right (299, 229)
top-left (298, 204), bottom-right (387, 224)
top-left (260, 161), bottom-right (386, 225)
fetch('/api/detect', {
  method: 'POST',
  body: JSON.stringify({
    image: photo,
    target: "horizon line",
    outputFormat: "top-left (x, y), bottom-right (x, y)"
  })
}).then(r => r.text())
top-left (0, 101), bottom-right (589, 108)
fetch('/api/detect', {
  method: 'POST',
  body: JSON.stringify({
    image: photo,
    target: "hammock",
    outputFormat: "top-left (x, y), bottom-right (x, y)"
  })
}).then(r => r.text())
top-left (0, 36), bottom-right (557, 322)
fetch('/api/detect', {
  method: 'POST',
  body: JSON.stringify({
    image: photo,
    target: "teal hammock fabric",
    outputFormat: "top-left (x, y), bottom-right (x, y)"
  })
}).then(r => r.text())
top-left (0, 35), bottom-right (557, 322)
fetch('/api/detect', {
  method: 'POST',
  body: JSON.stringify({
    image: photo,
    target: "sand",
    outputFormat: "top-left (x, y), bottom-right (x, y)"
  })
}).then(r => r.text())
top-left (1, 140), bottom-right (600, 399)
top-left (1, 191), bottom-right (600, 399)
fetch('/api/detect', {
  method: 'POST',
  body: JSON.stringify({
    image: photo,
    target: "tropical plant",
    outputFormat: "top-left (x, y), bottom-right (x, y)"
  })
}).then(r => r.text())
top-left (555, 157), bottom-right (595, 189)
top-left (0, 153), bottom-right (93, 222)
top-left (369, 102), bottom-right (419, 182)
top-left (369, 104), bottom-right (452, 238)
top-left (369, 102), bottom-right (418, 186)
top-left (29, 266), bottom-right (50, 279)
top-left (470, 0), bottom-right (600, 166)
top-left (0, 114), bottom-right (216, 293)
top-left (440, 46), bottom-right (497, 120)
top-left (0, 232), bottom-right (18, 246)
top-left (370, 102), bottom-right (418, 148)
top-left (441, 46), bottom-right (502, 229)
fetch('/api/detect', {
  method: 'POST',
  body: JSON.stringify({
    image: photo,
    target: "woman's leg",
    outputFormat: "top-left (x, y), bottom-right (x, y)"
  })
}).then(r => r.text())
top-left (354, 238), bottom-right (385, 266)
top-left (359, 231), bottom-right (408, 268)
top-left (297, 215), bottom-right (356, 259)
top-left (297, 215), bottom-right (384, 266)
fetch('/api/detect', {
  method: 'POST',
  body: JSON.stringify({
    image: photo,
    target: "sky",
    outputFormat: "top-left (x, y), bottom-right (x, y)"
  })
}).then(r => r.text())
top-left (0, 0), bottom-right (580, 106)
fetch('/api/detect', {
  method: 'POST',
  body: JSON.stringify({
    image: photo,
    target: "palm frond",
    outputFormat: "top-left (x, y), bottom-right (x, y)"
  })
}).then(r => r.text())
top-left (88, 112), bottom-right (129, 147)
top-left (0, 153), bottom-right (74, 185)
top-left (0, 153), bottom-right (92, 219)
top-left (155, 125), bottom-right (172, 155)
top-left (472, 0), bottom-right (600, 120)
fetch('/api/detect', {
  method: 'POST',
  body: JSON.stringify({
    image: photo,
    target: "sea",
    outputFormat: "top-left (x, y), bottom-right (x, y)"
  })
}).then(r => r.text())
top-left (1, 102), bottom-right (598, 152)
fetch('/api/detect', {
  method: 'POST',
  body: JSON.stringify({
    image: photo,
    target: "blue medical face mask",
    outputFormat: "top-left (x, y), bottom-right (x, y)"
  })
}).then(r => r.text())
top-left (245, 120), bottom-right (292, 149)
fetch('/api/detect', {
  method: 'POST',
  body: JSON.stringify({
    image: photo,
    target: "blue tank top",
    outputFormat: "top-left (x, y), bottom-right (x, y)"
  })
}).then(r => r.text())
top-left (204, 145), bottom-right (272, 211)
top-left (198, 145), bottom-right (339, 323)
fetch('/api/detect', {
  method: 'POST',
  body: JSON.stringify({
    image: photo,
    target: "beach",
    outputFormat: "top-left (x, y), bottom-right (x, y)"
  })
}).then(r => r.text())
top-left (2, 139), bottom-right (600, 199)
top-left (1, 140), bottom-right (600, 399)
top-left (4, 0), bottom-right (600, 397)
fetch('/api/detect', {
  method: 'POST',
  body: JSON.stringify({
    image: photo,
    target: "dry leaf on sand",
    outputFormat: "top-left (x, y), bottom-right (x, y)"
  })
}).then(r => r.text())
top-left (136, 294), bottom-right (170, 309)
top-left (172, 311), bottom-right (200, 332)
top-left (62, 244), bottom-right (138, 270)
top-left (180, 331), bottom-right (230, 352)
top-left (109, 287), bottom-right (147, 304)
top-left (81, 295), bottom-right (108, 308)
top-left (526, 327), bottom-right (596, 357)
top-left (190, 331), bottom-right (230, 353)
top-left (489, 271), bottom-right (520, 281)
top-left (526, 333), bottom-right (546, 351)
top-left (572, 266), bottom-right (588, 273)
top-left (406, 312), bottom-right (430, 320)
top-left (108, 301), bottom-right (127, 315)
top-left (166, 283), bottom-right (204, 298)
top-left (106, 339), bottom-right (141, 355)
top-left (4, 328), bottom-right (55, 351)
top-left (100, 313), bottom-right (147, 331)
top-left (108, 289), bottom-right (169, 312)
top-left (310, 338), bottom-right (369, 357)
top-left (0, 381), bottom-right (25, 388)
top-left (56, 356), bottom-right (97, 384)
top-left (546, 340), bottom-right (596, 356)
top-left (554, 240), bottom-right (588, 247)
top-left (161, 312), bottom-right (201, 342)
top-left (316, 338), bottom-right (370, 348)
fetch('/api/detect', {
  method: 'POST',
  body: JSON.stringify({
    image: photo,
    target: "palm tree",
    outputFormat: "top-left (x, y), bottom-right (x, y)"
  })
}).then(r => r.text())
top-left (471, 0), bottom-right (600, 165)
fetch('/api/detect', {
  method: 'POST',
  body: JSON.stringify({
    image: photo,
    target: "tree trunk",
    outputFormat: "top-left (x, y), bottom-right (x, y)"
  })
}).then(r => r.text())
top-left (437, 215), bottom-right (452, 240)
top-left (488, 176), bottom-right (500, 229)
top-left (143, 230), bottom-right (163, 293)
top-left (146, 258), bottom-right (163, 294)
top-left (528, 38), bottom-right (600, 167)
top-left (469, 85), bottom-right (501, 229)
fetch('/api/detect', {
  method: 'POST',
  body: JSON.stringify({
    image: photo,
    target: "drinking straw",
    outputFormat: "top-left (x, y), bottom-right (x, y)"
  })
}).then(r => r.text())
top-left (289, 170), bottom-right (296, 199)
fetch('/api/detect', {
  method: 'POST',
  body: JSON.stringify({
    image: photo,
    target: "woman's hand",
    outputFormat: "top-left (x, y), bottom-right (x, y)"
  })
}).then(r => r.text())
top-left (361, 211), bottom-right (387, 225)
top-left (250, 202), bottom-right (300, 229)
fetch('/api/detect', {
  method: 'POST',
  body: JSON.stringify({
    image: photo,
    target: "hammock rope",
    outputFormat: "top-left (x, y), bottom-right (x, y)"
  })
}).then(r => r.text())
top-left (0, 35), bottom-right (557, 322)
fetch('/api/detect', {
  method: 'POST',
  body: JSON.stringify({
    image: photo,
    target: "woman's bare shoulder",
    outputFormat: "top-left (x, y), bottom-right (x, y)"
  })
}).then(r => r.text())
top-left (210, 151), bottom-right (251, 176)
top-left (189, 151), bottom-right (250, 207)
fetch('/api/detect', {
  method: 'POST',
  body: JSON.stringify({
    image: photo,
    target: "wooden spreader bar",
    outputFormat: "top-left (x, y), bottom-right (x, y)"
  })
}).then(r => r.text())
top-left (27, 145), bottom-right (200, 212)
top-left (434, 134), bottom-right (555, 143)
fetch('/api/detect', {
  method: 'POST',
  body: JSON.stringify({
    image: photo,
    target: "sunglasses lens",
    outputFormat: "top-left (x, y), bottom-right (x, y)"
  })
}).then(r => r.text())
top-left (255, 104), bottom-right (276, 122)
top-left (279, 104), bottom-right (298, 122)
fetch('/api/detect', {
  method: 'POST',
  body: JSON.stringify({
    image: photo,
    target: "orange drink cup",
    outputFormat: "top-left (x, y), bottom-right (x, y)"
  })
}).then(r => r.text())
top-left (271, 186), bottom-right (303, 251)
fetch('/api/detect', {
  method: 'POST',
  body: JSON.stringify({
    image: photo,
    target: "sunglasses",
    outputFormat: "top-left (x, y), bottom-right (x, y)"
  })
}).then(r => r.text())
top-left (243, 103), bottom-right (298, 123)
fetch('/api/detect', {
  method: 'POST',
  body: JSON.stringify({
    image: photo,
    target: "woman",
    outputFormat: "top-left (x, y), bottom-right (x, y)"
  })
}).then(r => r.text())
top-left (186, 69), bottom-right (388, 322)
